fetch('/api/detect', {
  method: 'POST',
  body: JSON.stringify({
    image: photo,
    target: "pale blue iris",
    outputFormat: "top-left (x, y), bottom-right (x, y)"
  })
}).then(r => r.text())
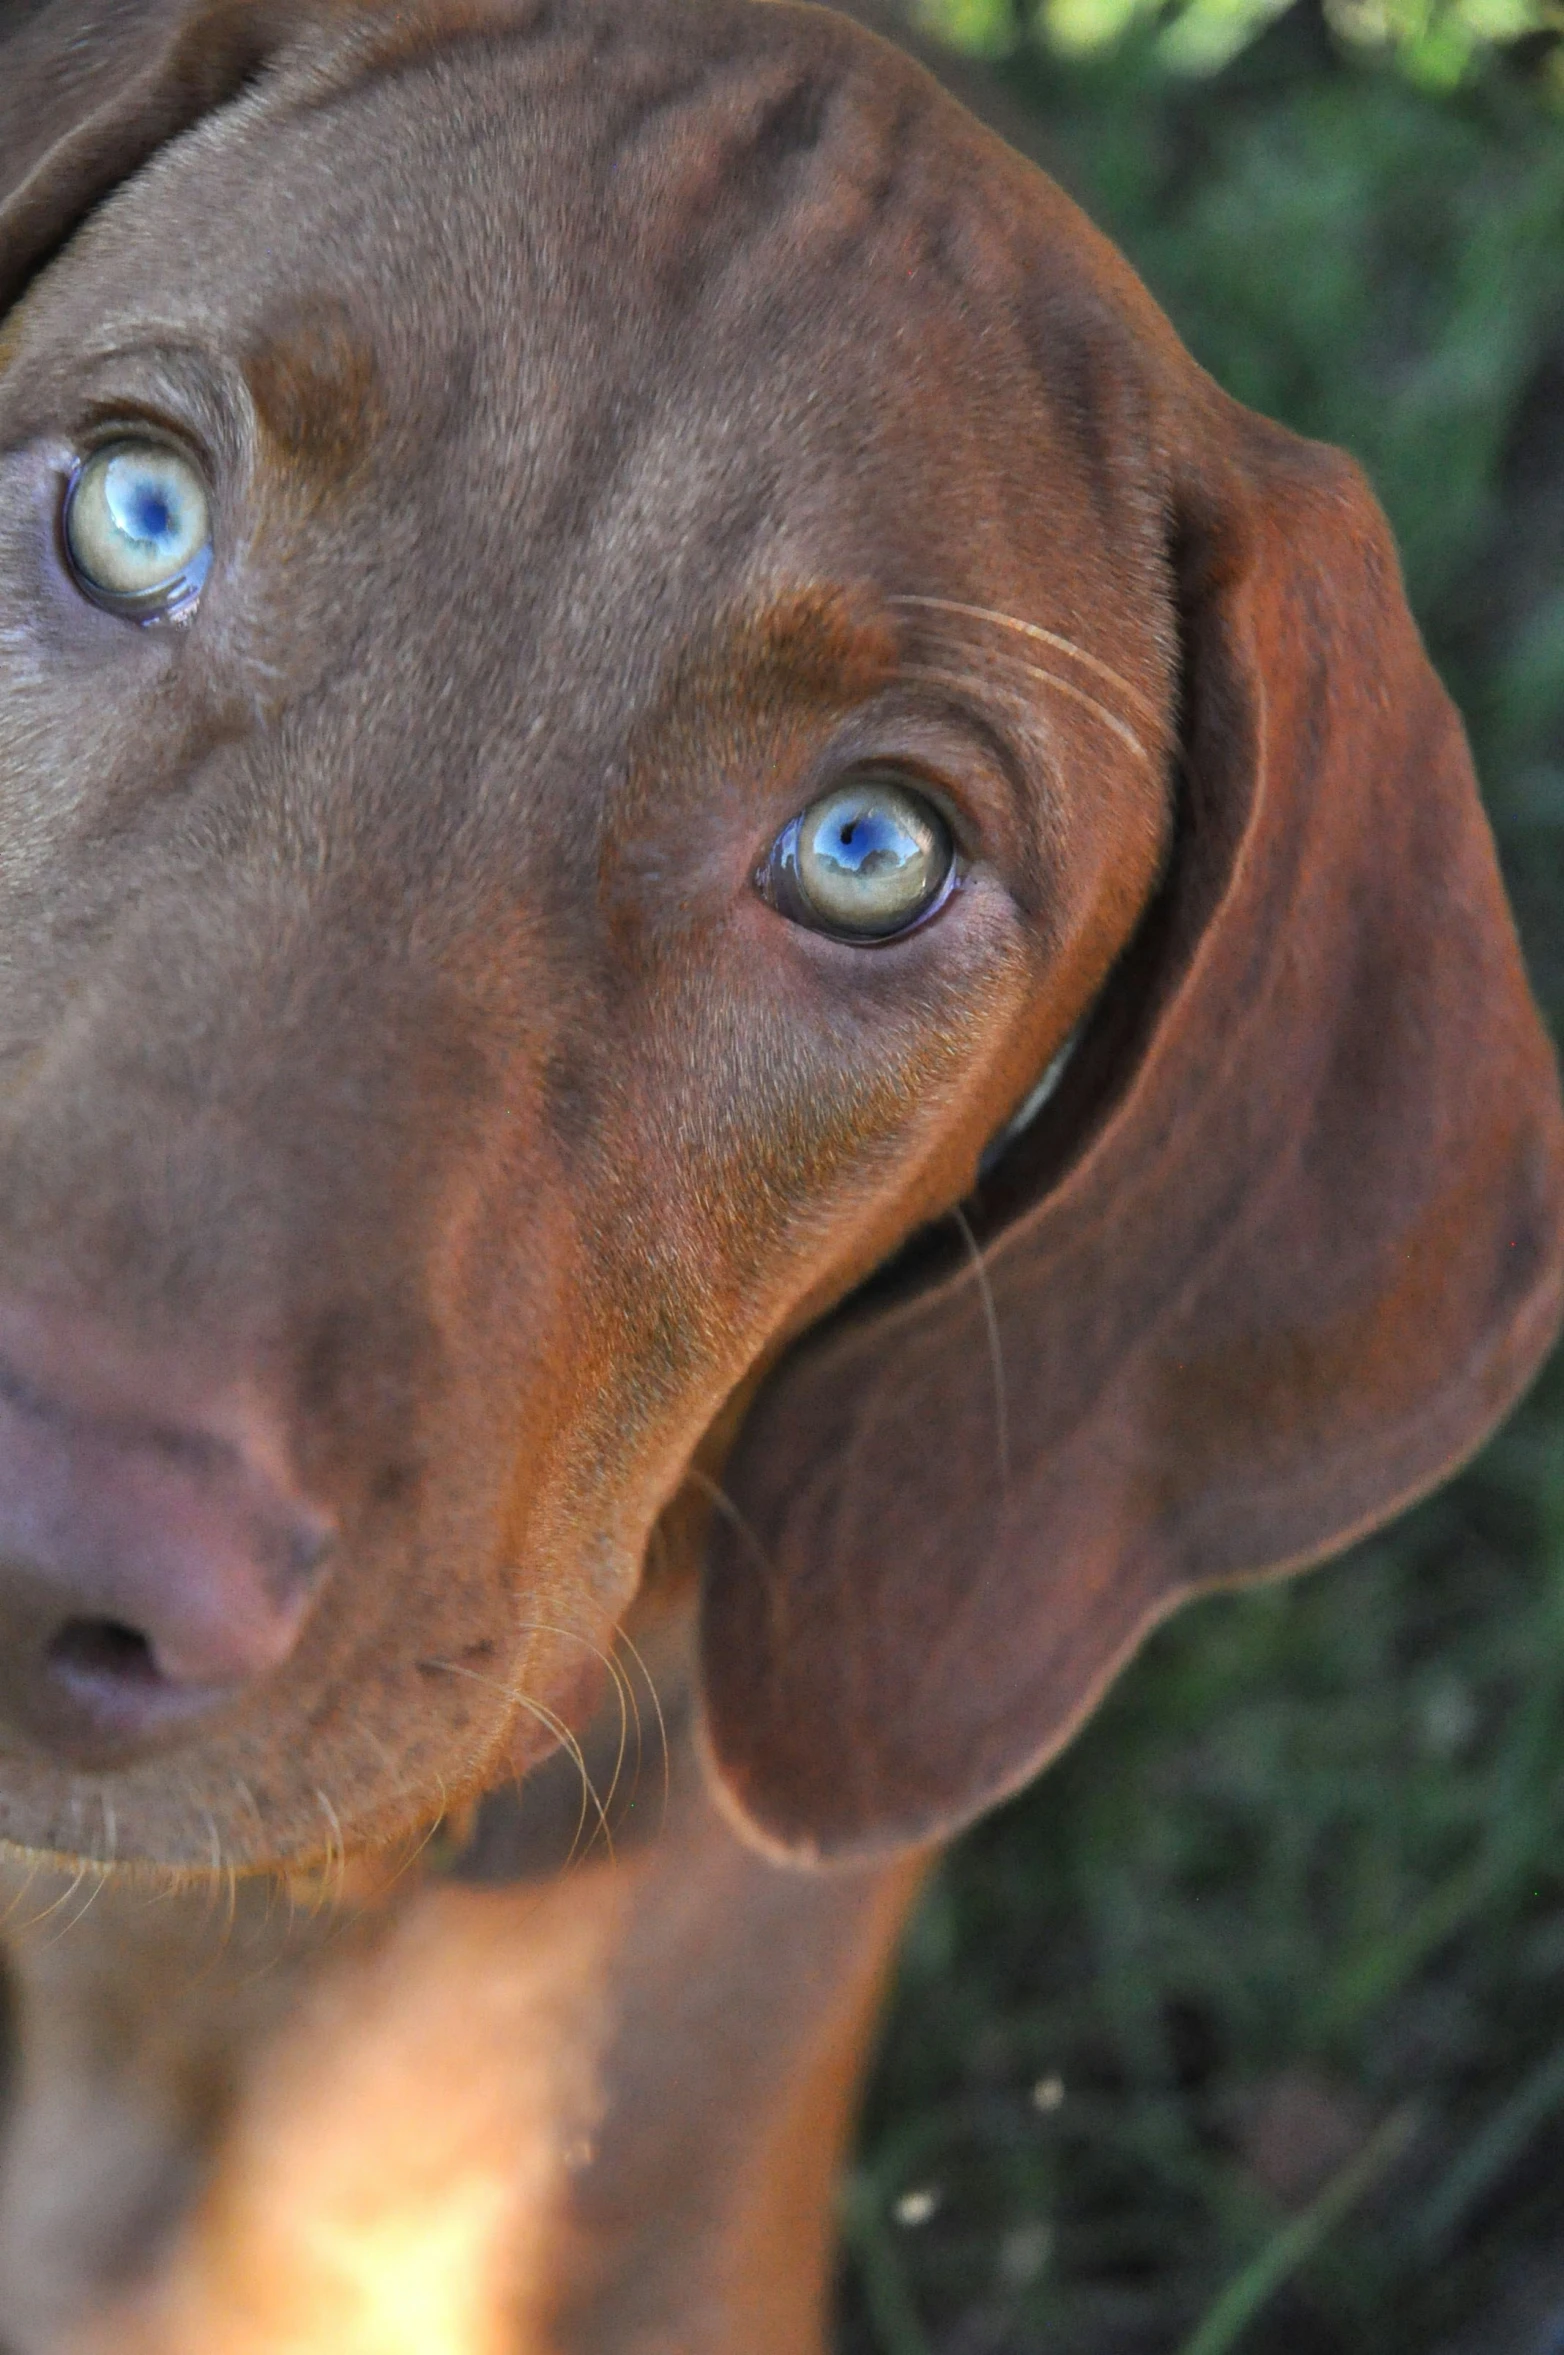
top-left (65, 441), bottom-right (211, 614)
top-left (791, 778), bottom-right (952, 938)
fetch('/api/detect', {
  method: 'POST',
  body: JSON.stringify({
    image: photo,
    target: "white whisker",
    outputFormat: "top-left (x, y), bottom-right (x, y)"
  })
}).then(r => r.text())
top-left (681, 1463), bottom-right (774, 1580)
top-left (902, 659), bottom-right (1151, 765)
top-left (510, 1616), bottom-right (635, 1829)
top-left (0, 1851), bottom-right (42, 1932)
top-left (312, 1787), bottom-right (348, 1908)
top-left (615, 1622), bottom-right (671, 1826)
top-left (951, 1205), bottom-right (1011, 1492)
top-left (890, 593), bottom-right (1164, 724)
top-left (425, 1658), bottom-right (614, 1866)
top-left (25, 1862), bottom-right (89, 1940)
top-left (46, 1864), bottom-right (107, 1943)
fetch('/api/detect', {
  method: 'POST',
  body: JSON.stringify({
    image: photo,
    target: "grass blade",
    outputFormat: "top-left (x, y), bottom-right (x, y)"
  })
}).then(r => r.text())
top-left (1175, 2109), bottom-right (1418, 2355)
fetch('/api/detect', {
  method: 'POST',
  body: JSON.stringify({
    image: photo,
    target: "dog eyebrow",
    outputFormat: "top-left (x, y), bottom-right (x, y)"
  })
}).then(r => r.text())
top-left (717, 586), bottom-right (903, 709)
top-left (642, 586), bottom-right (903, 742)
top-left (242, 299), bottom-right (385, 491)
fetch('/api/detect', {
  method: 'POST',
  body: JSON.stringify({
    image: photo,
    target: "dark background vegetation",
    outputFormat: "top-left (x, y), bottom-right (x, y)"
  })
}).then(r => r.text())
top-left (837, 6), bottom-right (1564, 2348)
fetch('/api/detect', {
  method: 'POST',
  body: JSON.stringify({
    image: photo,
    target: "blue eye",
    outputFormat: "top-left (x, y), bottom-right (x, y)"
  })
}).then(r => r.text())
top-left (63, 440), bottom-right (211, 620)
top-left (764, 770), bottom-right (957, 942)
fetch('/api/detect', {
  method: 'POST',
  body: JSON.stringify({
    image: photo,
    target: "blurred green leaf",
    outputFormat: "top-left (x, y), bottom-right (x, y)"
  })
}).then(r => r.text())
top-left (918, 0), bottom-right (1564, 81)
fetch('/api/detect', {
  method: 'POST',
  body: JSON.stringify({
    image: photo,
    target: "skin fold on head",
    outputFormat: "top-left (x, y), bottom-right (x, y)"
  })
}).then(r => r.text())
top-left (0, 0), bottom-right (1558, 1881)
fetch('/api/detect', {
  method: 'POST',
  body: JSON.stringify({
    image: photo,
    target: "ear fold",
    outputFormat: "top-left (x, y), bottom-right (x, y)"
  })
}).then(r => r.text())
top-left (1, 0), bottom-right (517, 334)
top-left (0, 0), bottom-right (327, 317)
top-left (699, 400), bottom-right (1564, 1867)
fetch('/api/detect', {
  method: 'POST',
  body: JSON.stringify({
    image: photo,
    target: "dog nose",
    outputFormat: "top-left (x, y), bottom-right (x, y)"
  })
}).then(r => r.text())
top-left (0, 1301), bottom-right (334, 1771)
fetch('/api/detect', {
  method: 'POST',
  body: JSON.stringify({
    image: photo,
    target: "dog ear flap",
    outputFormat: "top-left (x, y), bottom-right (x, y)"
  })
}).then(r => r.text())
top-left (699, 401), bottom-right (1564, 1868)
top-left (0, 0), bottom-right (354, 316)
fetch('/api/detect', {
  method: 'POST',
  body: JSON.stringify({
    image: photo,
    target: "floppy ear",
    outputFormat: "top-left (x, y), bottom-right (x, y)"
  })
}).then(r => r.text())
top-left (0, 0), bottom-right (333, 315)
top-left (3, 0), bottom-right (526, 327)
top-left (699, 392), bottom-right (1564, 1867)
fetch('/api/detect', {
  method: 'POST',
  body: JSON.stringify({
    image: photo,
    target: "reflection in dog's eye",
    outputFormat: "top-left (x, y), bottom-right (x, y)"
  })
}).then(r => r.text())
top-left (766, 770), bottom-right (957, 942)
top-left (63, 440), bottom-right (211, 621)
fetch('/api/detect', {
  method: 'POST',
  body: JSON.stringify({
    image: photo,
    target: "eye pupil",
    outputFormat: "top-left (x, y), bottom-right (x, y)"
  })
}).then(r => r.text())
top-left (769, 770), bottom-right (957, 942)
top-left (126, 491), bottom-right (170, 541)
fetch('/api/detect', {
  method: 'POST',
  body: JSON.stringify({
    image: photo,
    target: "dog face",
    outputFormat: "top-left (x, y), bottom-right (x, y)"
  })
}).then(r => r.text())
top-left (0, 0), bottom-right (1558, 1874)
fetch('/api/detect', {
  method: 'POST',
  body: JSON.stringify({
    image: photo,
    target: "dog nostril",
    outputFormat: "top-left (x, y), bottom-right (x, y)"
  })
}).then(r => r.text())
top-left (46, 1617), bottom-right (164, 1688)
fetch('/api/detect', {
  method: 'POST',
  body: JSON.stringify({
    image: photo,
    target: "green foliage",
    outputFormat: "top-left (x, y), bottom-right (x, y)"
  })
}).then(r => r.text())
top-left (916, 0), bottom-right (1564, 95)
top-left (848, 1404), bottom-right (1564, 2350)
top-left (845, 21), bottom-right (1564, 2353)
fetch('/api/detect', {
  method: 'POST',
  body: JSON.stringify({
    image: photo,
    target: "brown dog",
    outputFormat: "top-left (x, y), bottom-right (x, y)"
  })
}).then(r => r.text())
top-left (0, 0), bottom-right (1559, 2345)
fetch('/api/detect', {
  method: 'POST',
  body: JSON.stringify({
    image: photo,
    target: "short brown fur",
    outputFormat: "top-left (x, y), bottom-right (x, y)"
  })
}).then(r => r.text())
top-left (245, 298), bottom-right (386, 489)
top-left (0, 1), bottom-right (1559, 2346)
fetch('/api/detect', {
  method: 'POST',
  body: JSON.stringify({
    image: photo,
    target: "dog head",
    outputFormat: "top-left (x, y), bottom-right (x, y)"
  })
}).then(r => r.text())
top-left (0, 0), bottom-right (1558, 1873)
